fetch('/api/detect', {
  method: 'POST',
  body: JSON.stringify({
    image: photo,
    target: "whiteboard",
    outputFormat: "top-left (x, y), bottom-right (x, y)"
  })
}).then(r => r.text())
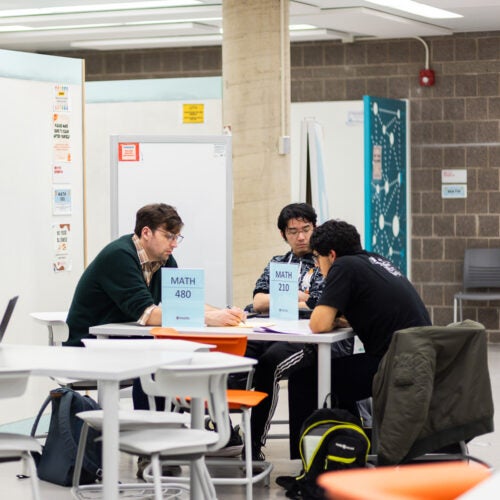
top-left (85, 96), bottom-right (222, 262)
top-left (110, 135), bottom-right (232, 308)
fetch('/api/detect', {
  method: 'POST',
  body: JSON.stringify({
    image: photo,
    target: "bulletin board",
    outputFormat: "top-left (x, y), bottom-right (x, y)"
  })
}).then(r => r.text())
top-left (110, 135), bottom-right (232, 307)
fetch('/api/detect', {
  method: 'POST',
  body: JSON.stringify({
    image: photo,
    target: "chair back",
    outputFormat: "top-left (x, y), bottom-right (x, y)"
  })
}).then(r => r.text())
top-left (463, 248), bottom-right (500, 289)
top-left (372, 321), bottom-right (494, 465)
top-left (0, 370), bottom-right (30, 399)
top-left (154, 351), bottom-right (256, 451)
top-left (151, 327), bottom-right (248, 356)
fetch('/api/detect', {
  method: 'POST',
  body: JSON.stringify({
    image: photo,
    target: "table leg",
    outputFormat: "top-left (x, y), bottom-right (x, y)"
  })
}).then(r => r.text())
top-left (317, 344), bottom-right (331, 407)
top-left (98, 379), bottom-right (120, 500)
top-left (190, 398), bottom-right (204, 499)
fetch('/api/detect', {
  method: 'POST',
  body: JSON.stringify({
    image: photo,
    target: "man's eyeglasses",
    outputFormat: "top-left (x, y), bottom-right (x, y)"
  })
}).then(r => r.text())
top-left (312, 253), bottom-right (320, 264)
top-left (285, 225), bottom-right (313, 237)
top-left (156, 228), bottom-right (184, 244)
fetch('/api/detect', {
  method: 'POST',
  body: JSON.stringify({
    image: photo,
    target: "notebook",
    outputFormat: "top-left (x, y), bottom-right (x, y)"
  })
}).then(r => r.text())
top-left (0, 296), bottom-right (19, 342)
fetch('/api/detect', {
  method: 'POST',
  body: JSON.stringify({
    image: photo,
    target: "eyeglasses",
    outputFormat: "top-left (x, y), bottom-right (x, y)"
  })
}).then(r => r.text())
top-left (155, 228), bottom-right (184, 244)
top-left (312, 253), bottom-right (320, 264)
top-left (285, 225), bottom-right (313, 237)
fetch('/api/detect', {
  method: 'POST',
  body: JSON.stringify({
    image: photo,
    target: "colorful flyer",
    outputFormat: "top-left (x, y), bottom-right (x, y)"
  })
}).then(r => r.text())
top-left (270, 262), bottom-right (299, 320)
top-left (52, 185), bottom-right (72, 215)
top-left (52, 113), bottom-right (72, 162)
top-left (52, 222), bottom-right (72, 273)
top-left (118, 142), bottom-right (140, 161)
top-left (53, 84), bottom-right (71, 112)
top-left (161, 268), bottom-right (205, 327)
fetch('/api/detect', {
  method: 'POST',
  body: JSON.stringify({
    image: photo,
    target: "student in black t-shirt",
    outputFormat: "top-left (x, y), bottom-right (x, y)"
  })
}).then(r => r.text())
top-left (287, 219), bottom-right (431, 458)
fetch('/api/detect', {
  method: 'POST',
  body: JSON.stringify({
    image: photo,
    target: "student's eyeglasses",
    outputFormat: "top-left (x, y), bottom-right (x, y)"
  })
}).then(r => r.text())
top-left (156, 228), bottom-right (184, 244)
top-left (312, 253), bottom-right (320, 264)
top-left (285, 225), bottom-right (313, 237)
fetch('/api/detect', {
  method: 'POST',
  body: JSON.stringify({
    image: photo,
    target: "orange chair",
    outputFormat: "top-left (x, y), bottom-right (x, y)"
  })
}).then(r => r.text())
top-left (151, 327), bottom-right (273, 500)
top-left (317, 461), bottom-right (491, 500)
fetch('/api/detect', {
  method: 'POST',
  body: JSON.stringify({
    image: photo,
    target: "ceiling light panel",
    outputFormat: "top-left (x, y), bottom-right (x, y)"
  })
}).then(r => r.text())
top-left (298, 7), bottom-right (452, 38)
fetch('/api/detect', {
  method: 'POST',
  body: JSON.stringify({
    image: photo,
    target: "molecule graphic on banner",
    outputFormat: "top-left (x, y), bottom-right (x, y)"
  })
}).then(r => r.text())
top-left (366, 97), bottom-right (407, 275)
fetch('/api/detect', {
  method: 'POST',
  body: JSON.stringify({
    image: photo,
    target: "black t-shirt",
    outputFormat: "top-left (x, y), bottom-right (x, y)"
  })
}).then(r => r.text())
top-left (318, 251), bottom-right (431, 357)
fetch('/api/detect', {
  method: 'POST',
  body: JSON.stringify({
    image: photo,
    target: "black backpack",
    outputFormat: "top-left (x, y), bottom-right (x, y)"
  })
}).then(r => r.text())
top-left (277, 406), bottom-right (370, 500)
top-left (31, 387), bottom-right (103, 486)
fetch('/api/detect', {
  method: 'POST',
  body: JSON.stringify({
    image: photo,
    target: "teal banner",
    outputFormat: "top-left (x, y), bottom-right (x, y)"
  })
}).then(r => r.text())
top-left (363, 96), bottom-right (408, 276)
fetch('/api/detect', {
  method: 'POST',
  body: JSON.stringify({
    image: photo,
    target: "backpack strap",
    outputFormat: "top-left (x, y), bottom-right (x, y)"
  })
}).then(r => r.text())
top-left (30, 393), bottom-right (53, 438)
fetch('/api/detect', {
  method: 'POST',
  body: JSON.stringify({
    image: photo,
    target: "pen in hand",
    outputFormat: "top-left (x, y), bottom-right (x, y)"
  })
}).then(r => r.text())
top-left (227, 305), bottom-right (246, 324)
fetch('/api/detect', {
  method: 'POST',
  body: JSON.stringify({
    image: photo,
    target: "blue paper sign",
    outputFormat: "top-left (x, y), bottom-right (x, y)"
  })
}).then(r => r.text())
top-left (161, 268), bottom-right (205, 327)
top-left (270, 262), bottom-right (299, 320)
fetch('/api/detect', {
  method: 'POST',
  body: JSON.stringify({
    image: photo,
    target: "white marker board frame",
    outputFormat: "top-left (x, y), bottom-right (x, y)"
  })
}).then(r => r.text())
top-left (110, 135), bottom-right (232, 308)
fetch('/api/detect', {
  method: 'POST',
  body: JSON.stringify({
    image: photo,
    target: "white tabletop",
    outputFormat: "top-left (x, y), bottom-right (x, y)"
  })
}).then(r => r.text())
top-left (0, 344), bottom-right (190, 381)
top-left (29, 311), bottom-right (68, 324)
top-left (89, 318), bottom-right (354, 344)
top-left (0, 343), bottom-right (192, 500)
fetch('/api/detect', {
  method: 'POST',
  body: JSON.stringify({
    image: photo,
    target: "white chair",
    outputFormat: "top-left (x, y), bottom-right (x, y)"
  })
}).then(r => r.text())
top-left (453, 248), bottom-right (500, 322)
top-left (71, 338), bottom-right (216, 499)
top-left (0, 370), bottom-right (42, 500)
top-left (75, 351), bottom-right (256, 500)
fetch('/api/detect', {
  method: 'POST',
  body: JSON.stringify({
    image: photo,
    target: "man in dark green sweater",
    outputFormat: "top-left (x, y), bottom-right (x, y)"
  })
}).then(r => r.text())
top-left (65, 203), bottom-right (246, 477)
top-left (65, 203), bottom-right (245, 348)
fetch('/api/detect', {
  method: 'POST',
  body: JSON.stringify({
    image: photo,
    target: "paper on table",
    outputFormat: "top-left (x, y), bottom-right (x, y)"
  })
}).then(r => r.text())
top-left (237, 321), bottom-right (275, 328)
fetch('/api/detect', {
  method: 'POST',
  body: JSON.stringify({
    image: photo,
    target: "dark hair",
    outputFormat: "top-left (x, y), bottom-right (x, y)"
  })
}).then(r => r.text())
top-left (277, 203), bottom-right (317, 238)
top-left (134, 203), bottom-right (183, 237)
top-left (310, 219), bottom-right (362, 257)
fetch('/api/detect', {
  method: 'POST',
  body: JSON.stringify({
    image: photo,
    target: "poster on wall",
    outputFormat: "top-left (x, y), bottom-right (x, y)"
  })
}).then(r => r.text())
top-left (363, 96), bottom-right (409, 276)
top-left (52, 222), bottom-right (72, 272)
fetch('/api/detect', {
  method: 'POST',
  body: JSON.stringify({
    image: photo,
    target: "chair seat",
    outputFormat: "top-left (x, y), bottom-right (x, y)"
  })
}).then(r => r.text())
top-left (226, 389), bottom-right (268, 409)
top-left (0, 433), bottom-right (42, 455)
top-left (454, 291), bottom-right (500, 301)
top-left (317, 461), bottom-right (490, 500)
top-left (118, 428), bottom-right (219, 456)
top-left (77, 409), bottom-right (190, 431)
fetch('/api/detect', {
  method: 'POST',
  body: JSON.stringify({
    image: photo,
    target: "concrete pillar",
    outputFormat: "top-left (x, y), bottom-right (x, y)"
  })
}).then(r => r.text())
top-left (222, 0), bottom-right (291, 308)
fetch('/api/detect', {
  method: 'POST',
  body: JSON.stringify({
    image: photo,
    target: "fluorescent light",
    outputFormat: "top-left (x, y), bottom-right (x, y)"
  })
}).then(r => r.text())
top-left (0, 25), bottom-right (31, 32)
top-left (0, 1), bottom-right (203, 18)
top-left (365, 0), bottom-right (462, 19)
top-left (0, 19), bottom-right (221, 34)
top-left (70, 33), bottom-right (222, 49)
top-left (290, 24), bottom-right (317, 31)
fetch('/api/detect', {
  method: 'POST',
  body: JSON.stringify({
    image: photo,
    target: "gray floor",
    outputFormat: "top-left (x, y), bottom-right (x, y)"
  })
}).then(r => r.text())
top-left (1, 345), bottom-right (500, 499)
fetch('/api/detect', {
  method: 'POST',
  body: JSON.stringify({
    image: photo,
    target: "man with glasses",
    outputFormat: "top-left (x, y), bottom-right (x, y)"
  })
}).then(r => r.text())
top-left (65, 203), bottom-right (244, 348)
top-left (242, 203), bottom-right (353, 461)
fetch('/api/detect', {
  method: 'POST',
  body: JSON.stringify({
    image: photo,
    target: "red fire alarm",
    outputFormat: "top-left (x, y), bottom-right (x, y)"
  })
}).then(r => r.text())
top-left (419, 68), bottom-right (435, 87)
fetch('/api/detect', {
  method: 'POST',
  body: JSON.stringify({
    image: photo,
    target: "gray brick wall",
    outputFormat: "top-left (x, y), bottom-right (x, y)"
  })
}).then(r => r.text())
top-left (46, 31), bottom-right (500, 340)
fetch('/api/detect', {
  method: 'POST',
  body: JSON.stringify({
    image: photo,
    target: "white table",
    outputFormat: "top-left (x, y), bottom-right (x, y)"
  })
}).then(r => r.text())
top-left (0, 344), bottom-right (191, 500)
top-left (89, 319), bottom-right (354, 407)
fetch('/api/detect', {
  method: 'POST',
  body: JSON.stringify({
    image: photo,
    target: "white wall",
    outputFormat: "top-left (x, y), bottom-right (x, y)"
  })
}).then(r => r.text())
top-left (0, 49), bottom-right (84, 423)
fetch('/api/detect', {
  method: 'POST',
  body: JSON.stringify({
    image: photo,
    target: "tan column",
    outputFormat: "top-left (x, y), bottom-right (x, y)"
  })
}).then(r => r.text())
top-left (223, 0), bottom-right (291, 308)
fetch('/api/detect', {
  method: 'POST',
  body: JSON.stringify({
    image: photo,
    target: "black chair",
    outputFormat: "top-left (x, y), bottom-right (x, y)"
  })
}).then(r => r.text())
top-left (453, 248), bottom-right (500, 322)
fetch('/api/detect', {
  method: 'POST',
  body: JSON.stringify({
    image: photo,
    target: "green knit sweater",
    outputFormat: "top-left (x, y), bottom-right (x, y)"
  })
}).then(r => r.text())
top-left (65, 234), bottom-right (177, 346)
